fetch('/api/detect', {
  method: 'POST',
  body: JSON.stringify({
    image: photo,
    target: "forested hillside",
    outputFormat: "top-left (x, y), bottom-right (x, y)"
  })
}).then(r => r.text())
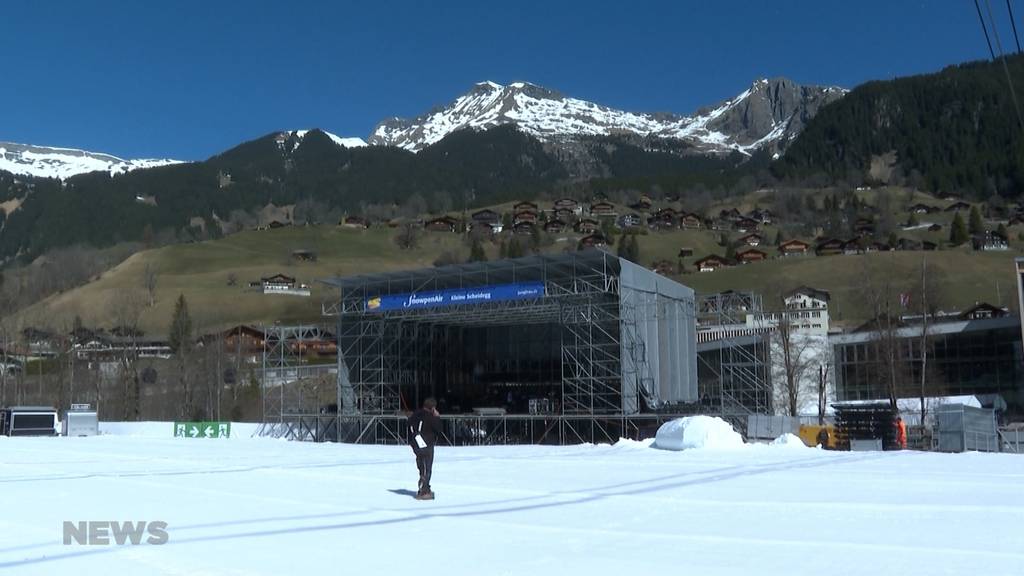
top-left (774, 54), bottom-right (1024, 197)
top-left (0, 127), bottom-right (762, 262)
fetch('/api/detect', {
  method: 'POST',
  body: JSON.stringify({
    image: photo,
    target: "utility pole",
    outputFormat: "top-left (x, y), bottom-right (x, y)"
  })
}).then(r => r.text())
top-left (919, 258), bottom-right (929, 424)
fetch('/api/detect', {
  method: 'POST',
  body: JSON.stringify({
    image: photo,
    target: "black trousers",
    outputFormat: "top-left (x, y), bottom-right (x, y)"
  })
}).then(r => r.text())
top-left (415, 446), bottom-right (434, 493)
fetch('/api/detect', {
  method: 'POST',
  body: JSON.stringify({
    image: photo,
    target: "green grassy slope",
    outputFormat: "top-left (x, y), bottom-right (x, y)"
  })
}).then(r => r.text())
top-left (15, 219), bottom-right (1021, 336)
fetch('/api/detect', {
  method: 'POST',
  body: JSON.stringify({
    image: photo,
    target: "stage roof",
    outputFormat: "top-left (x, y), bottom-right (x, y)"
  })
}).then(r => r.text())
top-left (320, 249), bottom-right (621, 298)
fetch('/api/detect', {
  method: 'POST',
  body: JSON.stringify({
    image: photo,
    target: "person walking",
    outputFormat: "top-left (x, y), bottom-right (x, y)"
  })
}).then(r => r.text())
top-left (408, 397), bottom-right (443, 500)
top-left (895, 415), bottom-right (908, 450)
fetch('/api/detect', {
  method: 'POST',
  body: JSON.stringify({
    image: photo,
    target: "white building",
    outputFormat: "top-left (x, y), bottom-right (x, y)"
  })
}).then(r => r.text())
top-left (696, 287), bottom-right (835, 416)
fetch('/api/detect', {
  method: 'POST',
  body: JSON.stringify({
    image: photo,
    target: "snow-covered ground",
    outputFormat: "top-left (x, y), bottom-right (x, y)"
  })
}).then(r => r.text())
top-left (1, 425), bottom-right (1022, 575)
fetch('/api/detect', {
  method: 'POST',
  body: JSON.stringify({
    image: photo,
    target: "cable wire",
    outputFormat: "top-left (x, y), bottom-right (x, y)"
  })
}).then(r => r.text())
top-left (1007, 0), bottom-right (1023, 53)
top-left (976, 0), bottom-right (998, 59)
top-left (985, 0), bottom-right (1024, 129)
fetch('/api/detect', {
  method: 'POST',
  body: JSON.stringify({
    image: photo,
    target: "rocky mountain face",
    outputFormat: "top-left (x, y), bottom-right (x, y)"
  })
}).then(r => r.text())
top-left (369, 78), bottom-right (845, 155)
top-left (699, 78), bottom-right (846, 156)
top-left (0, 141), bottom-right (183, 180)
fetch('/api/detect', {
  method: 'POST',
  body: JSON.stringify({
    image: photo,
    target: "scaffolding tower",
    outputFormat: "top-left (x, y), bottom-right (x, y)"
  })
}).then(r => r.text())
top-left (297, 251), bottom-right (698, 444)
top-left (259, 325), bottom-right (338, 437)
top-left (695, 291), bottom-right (773, 418)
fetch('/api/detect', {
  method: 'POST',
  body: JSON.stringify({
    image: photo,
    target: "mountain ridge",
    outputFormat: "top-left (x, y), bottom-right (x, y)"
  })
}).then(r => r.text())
top-left (2, 77), bottom-right (842, 179)
top-left (0, 141), bottom-right (183, 180)
top-left (370, 77), bottom-right (845, 155)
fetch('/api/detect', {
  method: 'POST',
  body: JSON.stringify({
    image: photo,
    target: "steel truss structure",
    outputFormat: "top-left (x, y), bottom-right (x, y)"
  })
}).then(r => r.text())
top-left (324, 252), bottom-right (628, 420)
top-left (260, 325), bottom-right (338, 423)
top-left (256, 251), bottom-right (699, 443)
top-left (696, 291), bottom-right (773, 418)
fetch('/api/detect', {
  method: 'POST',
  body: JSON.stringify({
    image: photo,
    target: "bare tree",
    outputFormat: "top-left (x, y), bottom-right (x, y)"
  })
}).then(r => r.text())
top-left (109, 289), bottom-right (146, 420)
top-left (817, 364), bottom-right (830, 425)
top-left (773, 310), bottom-right (819, 416)
top-left (858, 257), bottom-right (906, 410)
top-left (394, 223), bottom-right (421, 250)
top-left (143, 264), bottom-right (158, 308)
top-left (910, 256), bottom-right (946, 423)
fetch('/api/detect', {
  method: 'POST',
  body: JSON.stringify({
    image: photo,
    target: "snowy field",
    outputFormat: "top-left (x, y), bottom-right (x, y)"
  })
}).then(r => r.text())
top-left (1, 425), bottom-right (1023, 575)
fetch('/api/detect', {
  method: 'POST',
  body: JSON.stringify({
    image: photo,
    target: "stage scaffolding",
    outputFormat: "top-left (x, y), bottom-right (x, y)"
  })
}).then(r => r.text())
top-left (254, 251), bottom-right (700, 444)
top-left (695, 291), bottom-right (773, 418)
top-left (259, 325), bottom-right (338, 424)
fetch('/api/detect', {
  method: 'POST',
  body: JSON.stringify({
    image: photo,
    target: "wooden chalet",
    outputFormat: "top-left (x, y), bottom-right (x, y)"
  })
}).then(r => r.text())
top-left (574, 218), bottom-right (600, 234)
top-left (649, 208), bottom-right (678, 229)
top-left (651, 260), bottom-right (675, 276)
top-left (341, 215), bottom-right (370, 229)
top-left (543, 219), bottom-right (566, 234)
top-left (251, 274), bottom-right (297, 291)
top-left (738, 232), bottom-right (765, 247)
top-left (200, 325), bottom-right (267, 363)
top-left (719, 208), bottom-right (743, 221)
top-left (748, 208), bottom-right (774, 224)
top-left (553, 198), bottom-right (581, 214)
top-left (677, 247), bottom-right (694, 258)
top-left (513, 201), bottom-right (539, 214)
top-left (554, 207), bottom-right (577, 222)
top-left (589, 201), bottom-right (617, 218)
top-left (471, 209), bottom-right (501, 225)
top-left (895, 238), bottom-right (937, 251)
top-left (735, 247), bottom-right (768, 264)
top-left (908, 203), bottom-right (940, 214)
top-left (842, 239), bottom-right (864, 255)
top-left (945, 201), bottom-right (971, 212)
top-left (960, 302), bottom-right (1008, 320)
top-left (778, 239), bottom-right (811, 256)
top-left (679, 212), bottom-right (703, 229)
top-left (424, 215), bottom-right (460, 232)
top-left (513, 210), bottom-right (539, 224)
top-left (694, 254), bottom-right (732, 272)
top-left (815, 238), bottom-right (844, 256)
top-left (628, 195), bottom-right (653, 211)
top-left (732, 217), bottom-right (760, 233)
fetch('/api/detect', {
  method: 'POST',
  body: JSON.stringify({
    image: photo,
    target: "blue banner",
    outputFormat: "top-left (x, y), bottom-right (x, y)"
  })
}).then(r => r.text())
top-left (365, 282), bottom-right (545, 312)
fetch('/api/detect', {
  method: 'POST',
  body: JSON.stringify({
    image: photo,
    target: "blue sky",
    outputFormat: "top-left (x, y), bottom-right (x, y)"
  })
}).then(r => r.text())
top-left (0, 1), bottom-right (1015, 160)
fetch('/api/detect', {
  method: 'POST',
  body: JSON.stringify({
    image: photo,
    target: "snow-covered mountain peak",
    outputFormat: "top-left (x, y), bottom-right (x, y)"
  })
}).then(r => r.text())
top-left (0, 141), bottom-right (183, 180)
top-left (369, 78), bottom-right (845, 155)
top-left (277, 129), bottom-right (367, 150)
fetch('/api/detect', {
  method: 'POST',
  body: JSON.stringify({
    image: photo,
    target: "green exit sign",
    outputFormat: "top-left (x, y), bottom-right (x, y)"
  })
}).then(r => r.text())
top-left (174, 421), bottom-right (230, 438)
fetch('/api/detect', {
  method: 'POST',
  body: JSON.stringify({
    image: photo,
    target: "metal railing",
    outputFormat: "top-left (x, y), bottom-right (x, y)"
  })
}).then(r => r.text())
top-left (998, 427), bottom-right (1023, 453)
top-left (256, 413), bottom-right (691, 445)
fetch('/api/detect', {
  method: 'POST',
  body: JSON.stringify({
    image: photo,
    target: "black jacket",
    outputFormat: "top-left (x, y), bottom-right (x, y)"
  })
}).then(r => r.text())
top-left (408, 409), bottom-right (443, 449)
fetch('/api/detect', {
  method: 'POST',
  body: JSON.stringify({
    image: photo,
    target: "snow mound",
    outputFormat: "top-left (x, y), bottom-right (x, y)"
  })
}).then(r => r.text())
top-left (613, 437), bottom-right (655, 449)
top-left (654, 416), bottom-right (745, 451)
top-left (771, 433), bottom-right (810, 448)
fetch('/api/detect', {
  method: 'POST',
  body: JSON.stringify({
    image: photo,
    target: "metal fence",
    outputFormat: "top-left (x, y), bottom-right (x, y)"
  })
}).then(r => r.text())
top-left (1000, 427), bottom-right (1024, 453)
top-left (256, 413), bottom-right (694, 445)
top-left (934, 405), bottom-right (999, 453)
